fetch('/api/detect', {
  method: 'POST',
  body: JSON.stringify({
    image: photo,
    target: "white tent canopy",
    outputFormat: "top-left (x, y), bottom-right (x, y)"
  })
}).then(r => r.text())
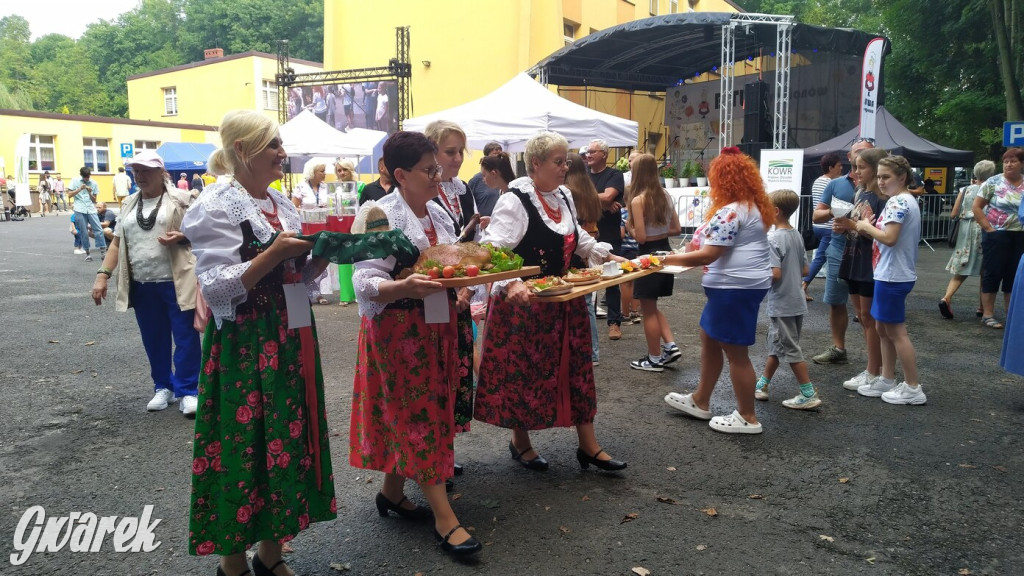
top-left (280, 110), bottom-right (377, 157)
top-left (403, 73), bottom-right (638, 152)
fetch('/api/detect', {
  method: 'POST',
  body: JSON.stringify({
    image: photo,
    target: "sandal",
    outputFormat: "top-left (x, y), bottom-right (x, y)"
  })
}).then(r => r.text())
top-left (316, 296), bottom-right (329, 305)
top-left (981, 316), bottom-right (1004, 329)
top-left (938, 298), bottom-right (954, 319)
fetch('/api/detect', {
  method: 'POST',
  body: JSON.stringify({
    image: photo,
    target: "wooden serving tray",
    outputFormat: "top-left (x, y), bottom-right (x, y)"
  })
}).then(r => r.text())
top-left (528, 266), bottom-right (677, 302)
top-left (432, 266), bottom-right (541, 288)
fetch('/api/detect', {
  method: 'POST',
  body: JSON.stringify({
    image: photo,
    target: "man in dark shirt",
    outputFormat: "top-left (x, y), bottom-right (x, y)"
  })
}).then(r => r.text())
top-left (96, 202), bottom-right (117, 242)
top-left (467, 141), bottom-right (504, 216)
top-left (587, 138), bottom-right (626, 340)
top-left (358, 157), bottom-right (394, 206)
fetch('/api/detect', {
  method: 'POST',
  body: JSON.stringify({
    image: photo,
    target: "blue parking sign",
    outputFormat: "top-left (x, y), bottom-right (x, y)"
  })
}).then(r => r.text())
top-left (120, 143), bottom-right (134, 158)
top-left (1004, 122), bottom-right (1024, 147)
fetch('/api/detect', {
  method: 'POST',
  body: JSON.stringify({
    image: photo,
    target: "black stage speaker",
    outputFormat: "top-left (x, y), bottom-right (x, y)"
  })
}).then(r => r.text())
top-left (743, 81), bottom-right (771, 144)
top-left (737, 141), bottom-right (768, 162)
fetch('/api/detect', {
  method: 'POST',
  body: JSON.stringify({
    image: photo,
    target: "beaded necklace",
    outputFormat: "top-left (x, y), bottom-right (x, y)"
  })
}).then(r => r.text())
top-left (419, 212), bottom-right (438, 246)
top-left (135, 192), bottom-right (165, 231)
top-left (535, 190), bottom-right (563, 223)
top-left (438, 182), bottom-right (462, 223)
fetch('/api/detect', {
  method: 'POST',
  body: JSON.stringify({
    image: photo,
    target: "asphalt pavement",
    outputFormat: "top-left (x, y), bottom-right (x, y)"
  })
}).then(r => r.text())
top-left (1, 213), bottom-right (1021, 575)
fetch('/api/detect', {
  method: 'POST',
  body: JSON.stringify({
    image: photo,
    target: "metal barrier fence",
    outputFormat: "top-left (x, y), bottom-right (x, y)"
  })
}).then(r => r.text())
top-left (671, 192), bottom-right (955, 242)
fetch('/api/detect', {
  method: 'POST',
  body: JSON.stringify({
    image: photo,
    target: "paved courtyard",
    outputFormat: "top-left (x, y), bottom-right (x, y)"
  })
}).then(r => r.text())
top-left (1, 214), bottom-right (1021, 575)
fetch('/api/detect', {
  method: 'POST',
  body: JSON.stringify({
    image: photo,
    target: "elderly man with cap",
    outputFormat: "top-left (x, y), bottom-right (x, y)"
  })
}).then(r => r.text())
top-left (91, 151), bottom-right (201, 418)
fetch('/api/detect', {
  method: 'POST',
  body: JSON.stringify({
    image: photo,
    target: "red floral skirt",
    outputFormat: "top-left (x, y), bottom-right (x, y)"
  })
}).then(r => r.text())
top-left (475, 294), bottom-right (596, 430)
top-left (349, 303), bottom-right (473, 485)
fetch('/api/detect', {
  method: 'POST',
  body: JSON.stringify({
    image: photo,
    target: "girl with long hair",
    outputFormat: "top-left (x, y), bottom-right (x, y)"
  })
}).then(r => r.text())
top-left (626, 154), bottom-right (681, 371)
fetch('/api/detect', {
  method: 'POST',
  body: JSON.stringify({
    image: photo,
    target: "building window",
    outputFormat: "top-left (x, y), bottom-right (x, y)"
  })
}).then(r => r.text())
top-left (134, 140), bottom-right (159, 151)
top-left (83, 138), bottom-right (110, 173)
top-left (262, 80), bottom-right (279, 110)
top-left (28, 135), bottom-right (56, 172)
top-left (564, 21), bottom-right (578, 46)
top-left (671, 0), bottom-right (679, 13)
top-left (163, 87), bottom-right (177, 116)
top-left (650, 0), bottom-right (658, 15)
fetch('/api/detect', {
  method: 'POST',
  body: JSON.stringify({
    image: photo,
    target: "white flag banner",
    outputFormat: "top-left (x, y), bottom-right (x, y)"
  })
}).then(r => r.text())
top-left (759, 149), bottom-right (805, 228)
top-left (859, 37), bottom-right (886, 141)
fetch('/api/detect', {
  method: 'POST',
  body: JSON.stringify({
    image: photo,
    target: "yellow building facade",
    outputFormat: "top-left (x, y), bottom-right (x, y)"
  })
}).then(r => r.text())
top-left (127, 51), bottom-right (323, 127)
top-left (324, 0), bottom-right (739, 172)
top-left (0, 109), bottom-right (216, 205)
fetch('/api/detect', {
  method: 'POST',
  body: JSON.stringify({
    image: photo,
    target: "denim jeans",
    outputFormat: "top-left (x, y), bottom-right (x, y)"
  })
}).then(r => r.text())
top-left (804, 228), bottom-right (832, 283)
top-left (75, 211), bottom-right (107, 254)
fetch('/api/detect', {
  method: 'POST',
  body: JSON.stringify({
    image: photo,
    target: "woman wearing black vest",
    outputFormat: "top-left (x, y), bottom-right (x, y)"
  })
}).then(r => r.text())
top-left (425, 120), bottom-right (482, 240)
top-left (475, 131), bottom-right (627, 473)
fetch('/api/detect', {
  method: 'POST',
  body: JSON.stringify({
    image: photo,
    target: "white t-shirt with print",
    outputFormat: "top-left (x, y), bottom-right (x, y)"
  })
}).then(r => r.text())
top-left (873, 192), bottom-right (920, 283)
top-left (700, 202), bottom-right (771, 290)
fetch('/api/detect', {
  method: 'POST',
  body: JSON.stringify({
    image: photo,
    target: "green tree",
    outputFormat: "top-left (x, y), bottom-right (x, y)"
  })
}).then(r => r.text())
top-left (178, 0), bottom-right (323, 63)
top-left (0, 15), bottom-right (32, 90)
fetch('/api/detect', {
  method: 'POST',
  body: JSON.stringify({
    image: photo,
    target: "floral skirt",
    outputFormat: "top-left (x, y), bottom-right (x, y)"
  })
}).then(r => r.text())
top-left (475, 294), bottom-right (596, 430)
top-left (349, 303), bottom-right (473, 485)
top-left (188, 308), bottom-right (336, 556)
top-left (946, 219), bottom-right (983, 277)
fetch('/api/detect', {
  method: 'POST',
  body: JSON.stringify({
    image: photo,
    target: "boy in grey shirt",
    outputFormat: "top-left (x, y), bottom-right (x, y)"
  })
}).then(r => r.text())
top-left (755, 189), bottom-right (821, 409)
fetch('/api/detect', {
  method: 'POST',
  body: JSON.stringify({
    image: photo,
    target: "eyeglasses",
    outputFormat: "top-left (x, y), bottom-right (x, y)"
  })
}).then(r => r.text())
top-left (408, 164), bottom-right (444, 178)
top-left (586, 149), bottom-right (604, 155)
top-left (551, 158), bottom-right (573, 168)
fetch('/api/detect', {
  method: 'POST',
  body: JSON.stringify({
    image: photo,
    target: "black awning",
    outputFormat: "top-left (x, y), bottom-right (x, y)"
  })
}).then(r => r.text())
top-left (533, 13), bottom-right (888, 92)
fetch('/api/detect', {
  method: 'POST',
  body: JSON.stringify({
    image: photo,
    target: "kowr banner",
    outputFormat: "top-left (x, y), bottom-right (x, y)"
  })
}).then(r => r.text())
top-left (859, 37), bottom-right (887, 141)
top-left (759, 149), bottom-right (805, 227)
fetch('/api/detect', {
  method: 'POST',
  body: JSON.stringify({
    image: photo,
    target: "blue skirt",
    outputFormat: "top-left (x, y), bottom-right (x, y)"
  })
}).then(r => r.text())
top-left (1001, 256), bottom-right (1024, 376)
top-left (700, 287), bottom-right (768, 346)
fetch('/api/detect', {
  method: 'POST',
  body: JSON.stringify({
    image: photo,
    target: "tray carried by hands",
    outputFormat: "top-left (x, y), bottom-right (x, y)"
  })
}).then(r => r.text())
top-left (430, 266), bottom-right (541, 288)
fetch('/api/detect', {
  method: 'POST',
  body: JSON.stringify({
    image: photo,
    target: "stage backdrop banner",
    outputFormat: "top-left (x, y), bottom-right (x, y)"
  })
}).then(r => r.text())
top-left (859, 37), bottom-right (887, 142)
top-left (759, 149), bottom-right (805, 227)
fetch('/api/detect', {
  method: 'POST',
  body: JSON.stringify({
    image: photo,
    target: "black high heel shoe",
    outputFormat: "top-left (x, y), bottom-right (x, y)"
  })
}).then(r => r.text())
top-left (434, 524), bottom-right (483, 557)
top-left (375, 492), bottom-right (432, 520)
top-left (453, 462), bottom-right (464, 476)
top-left (576, 448), bottom-right (627, 471)
top-left (509, 441), bottom-right (549, 471)
top-left (251, 554), bottom-right (286, 576)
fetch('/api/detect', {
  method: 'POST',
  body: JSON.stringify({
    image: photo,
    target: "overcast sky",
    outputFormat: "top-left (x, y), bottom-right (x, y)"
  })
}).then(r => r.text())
top-left (12, 0), bottom-right (139, 40)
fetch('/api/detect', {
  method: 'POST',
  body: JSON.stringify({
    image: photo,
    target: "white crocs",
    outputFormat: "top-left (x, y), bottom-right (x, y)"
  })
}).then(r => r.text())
top-left (664, 392), bottom-right (712, 420)
top-left (708, 410), bottom-right (763, 434)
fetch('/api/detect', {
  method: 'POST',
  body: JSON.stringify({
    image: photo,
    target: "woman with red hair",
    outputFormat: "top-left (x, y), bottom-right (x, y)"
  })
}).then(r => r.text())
top-left (661, 147), bottom-right (773, 434)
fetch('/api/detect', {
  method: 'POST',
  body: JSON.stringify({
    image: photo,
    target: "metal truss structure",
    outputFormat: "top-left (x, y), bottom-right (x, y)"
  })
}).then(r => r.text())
top-left (276, 27), bottom-right (412, 128)
top-left (717, 13), bottom-right (794, 149)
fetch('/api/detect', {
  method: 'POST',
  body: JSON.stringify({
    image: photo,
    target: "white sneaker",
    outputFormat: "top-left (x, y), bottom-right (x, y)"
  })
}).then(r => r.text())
top-left (147, 389), bottom-right (176, 411)
top-left (881, 382), bottom-right (927, 405)
top-left (73, 248), bottom-right (86, 255)
top-left (843, 370), bottom-right (877, 391)
top-left (857, 377), bottom-right (895, 398)
top-left (180, 395), bottom-right (198, 418)
top-left (595, 306), bottom-right (607, 319)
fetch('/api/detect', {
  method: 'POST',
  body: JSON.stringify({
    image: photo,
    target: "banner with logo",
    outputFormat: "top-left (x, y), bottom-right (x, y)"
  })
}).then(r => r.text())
top-left (859, 37), bottom-right (887, 141)
top-left (759, 149), bottom-right (805, 227)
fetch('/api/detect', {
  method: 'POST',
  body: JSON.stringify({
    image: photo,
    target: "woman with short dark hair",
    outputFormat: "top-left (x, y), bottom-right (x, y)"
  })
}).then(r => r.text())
top-left (973, 147), bottom-right (1024, 328)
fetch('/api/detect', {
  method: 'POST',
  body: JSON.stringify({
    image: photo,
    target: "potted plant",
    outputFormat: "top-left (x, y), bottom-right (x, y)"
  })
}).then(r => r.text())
top-left (694, 161), bottom-right (708, 187)
top-left (660, 164), bottom-right (677, 188)
top-left (680, 160), bottom-right (697, 187)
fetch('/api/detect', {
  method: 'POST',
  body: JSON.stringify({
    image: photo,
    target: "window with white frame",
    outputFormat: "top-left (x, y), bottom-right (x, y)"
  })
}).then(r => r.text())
top-left (262, 80), bottom-right (279, 110)
top-left (650, 0), bottom-right (658, 15)
top-left (163, 87), bottom-right (177, 116)
top-left (83, 138), bottom-right (110, 173)
top-left (564, 21), bottom-right (578, 46)
top-left (28, 135), bottom-right (56, 172)
top-left (134, 140), bottom-right (159, 151)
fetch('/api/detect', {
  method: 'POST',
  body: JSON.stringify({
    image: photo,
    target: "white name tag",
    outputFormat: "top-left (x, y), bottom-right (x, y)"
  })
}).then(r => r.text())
top-left (283, 283), bottom-right (312, 329)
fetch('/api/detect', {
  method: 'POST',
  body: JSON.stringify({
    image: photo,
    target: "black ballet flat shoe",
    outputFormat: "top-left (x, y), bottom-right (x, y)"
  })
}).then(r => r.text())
top-left (576, 448), bottom-right (627, 471)
top-left (375, 492), bottom-right (433, 520)
top-left (446, 478), bottom-right (455, 493)
top-left (251, 555), bottom-right (286, 576)
top-left (453, 462), bottom-right (464, 476)
top-left (508, 441), bottom-right (549, 471)
top-left (216, 565), bottom-right (252, 576)
top-left (435, 524), bottom-right (483, 557)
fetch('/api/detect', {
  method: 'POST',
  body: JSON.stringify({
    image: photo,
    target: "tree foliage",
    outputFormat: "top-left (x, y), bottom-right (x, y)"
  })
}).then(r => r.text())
top-left (2, 0), bottom-right (323, 118)
top-left (736, 0), bottom-right (1023, 159)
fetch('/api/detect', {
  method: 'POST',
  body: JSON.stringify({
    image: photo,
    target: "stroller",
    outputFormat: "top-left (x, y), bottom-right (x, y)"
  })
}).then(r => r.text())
top-left (4, 187), bottom-right (29, 220)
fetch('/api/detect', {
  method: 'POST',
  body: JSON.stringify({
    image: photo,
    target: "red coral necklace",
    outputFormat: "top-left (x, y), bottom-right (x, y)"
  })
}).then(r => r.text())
top-left (535, 190), bottom-right (562, 223)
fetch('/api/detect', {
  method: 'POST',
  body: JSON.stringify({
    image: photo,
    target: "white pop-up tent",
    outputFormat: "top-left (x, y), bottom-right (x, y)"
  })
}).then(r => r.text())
top-left (403, 73), bottom-right (638, 152)
top-left (280, 110), bottom-right (375, 157)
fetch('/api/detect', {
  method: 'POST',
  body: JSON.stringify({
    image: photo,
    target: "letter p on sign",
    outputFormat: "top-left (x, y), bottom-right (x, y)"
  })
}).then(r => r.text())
top-left (1004, 122), bottom-right (1024, 147)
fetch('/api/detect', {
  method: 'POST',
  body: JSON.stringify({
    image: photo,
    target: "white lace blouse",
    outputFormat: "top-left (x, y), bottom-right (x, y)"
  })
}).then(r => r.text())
top-left (181, 177), bottom-right (319, 327)
top-left (352, 190), bottom-right (459, 318)
top-left (480, 177), bottom-right (612, 270)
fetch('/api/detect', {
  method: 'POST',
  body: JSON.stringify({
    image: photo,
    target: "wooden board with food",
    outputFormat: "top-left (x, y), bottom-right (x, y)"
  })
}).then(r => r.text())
top-left (526, 254), bottom-right (694, 302)
top-left (397, 242), bottom-right (540, 288)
